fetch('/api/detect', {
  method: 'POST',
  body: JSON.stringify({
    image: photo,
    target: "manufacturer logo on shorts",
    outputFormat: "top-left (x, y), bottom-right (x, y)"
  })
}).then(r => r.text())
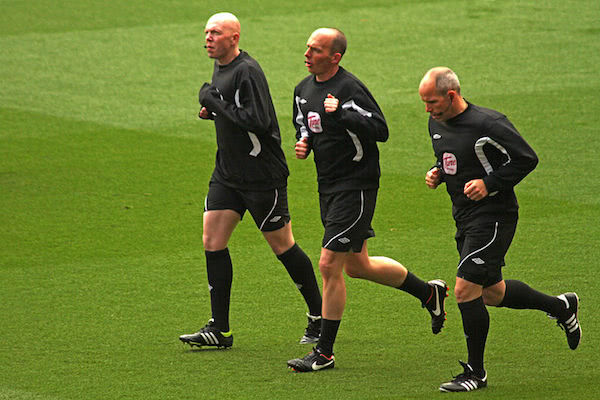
top-left (433, 133), bottom-right (442, 140)
top-left (338, 237), bottom-right (350, 244)
top-left (269, 216), bottom-right (282, 223)
top-left (307, 111), bottom-right (323, 133)
top-left (443, 152), bottom-right (457, 175)
top-left (471, 257), bottom-right (485, 265)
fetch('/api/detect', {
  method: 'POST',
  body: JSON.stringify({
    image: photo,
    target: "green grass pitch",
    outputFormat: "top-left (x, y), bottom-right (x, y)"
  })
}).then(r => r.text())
top-left (1, 1), bottom-right (599, 399)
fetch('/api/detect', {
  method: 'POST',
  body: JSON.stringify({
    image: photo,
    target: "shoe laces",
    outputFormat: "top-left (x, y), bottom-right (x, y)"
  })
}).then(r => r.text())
top-left (200, 318), bottom-right (220, 332)
top-left (305, 315), bottom-right (321, 332)
top-left (307, 319), bottom-right (320, 329)
top-left (203, 321), bottom-right (214, 329)
top-left (300, 348), bottom-right (319, 361)
top-left (452, 369), bottom-right (472, 381)
top-left (307, 347), bottom-right (332, 359)
top-left (452, 361), bottom-right (483, 381)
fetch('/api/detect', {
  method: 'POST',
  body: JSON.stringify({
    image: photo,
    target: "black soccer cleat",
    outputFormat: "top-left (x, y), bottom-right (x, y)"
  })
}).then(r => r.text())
top-left (179, 319), bottom-right (233, 349)
top-left (554, 292), bottom-right (581, 350)
top-left (299, 314), bottom-right (321, 344)
top-left (439, 361), bottom-right (487, 392)
top-left (287, 347), bottom-right (335, 372)
top-left (424, 279), bottom-right (448, 334)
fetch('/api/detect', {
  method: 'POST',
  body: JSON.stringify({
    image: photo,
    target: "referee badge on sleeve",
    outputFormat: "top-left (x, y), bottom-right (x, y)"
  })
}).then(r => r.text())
top-left (443, 152), bottom-right (457, 175)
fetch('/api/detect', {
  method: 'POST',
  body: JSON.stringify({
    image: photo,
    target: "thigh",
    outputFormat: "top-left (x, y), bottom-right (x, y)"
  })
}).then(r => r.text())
top-left (262, 222), bottom-right (295, 255)
top-left (343, 241), bottom-right (369, 272)
top-left (243, 187), bottom-right (291, 232)
top-left (205, 181), bottom-right (246, 217)
top-left (203, 209), bottom-right (241, 251)
top-left (320, 189), bottom-right (377, 253)
top-left (456, 220), bottom-right (516, 286)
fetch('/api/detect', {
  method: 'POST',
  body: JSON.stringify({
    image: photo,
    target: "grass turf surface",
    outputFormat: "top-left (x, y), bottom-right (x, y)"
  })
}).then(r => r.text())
top-left (1, 1), bottom-right (599, 399)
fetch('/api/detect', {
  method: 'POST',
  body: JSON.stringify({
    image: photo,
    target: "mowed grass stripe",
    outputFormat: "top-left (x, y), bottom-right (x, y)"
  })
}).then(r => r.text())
top-left (1, 1), bottom-right (598, 135)
top-left (0, 24), bottom-right (203, 132)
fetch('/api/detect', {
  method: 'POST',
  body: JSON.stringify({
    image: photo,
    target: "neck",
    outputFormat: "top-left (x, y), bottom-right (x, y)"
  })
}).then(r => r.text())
top-left (316, 65), bottom-right (339, 82)
top-left (446, 97), bottom-right (468, 120)
top-left (218, 48), bottom-right (241, 66)
top-left (454, 97), bottom-right (468, 116)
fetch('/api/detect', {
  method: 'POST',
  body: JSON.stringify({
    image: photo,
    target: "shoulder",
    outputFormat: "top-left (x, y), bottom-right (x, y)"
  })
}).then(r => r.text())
top-left (462, 102), bottom-right (520, 137)
top-left (468, 102), bottom-right (507, 122)
top-left (332, 67), bottom-right (365, 90)
top-left (294, 75), bottom-right (315, 92)
top-left (339, 68), bottom-right (365, 86)
top-left (336, 67), bottom-right (377, 99)
top-left (236, 51), bottom-right (267, 78)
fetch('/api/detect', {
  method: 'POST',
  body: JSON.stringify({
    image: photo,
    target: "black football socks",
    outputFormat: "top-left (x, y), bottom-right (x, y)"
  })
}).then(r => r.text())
top-left (459, 297), bottom-right (489, 376)
top-left (317, 319), bottom-right (341, 355)
top-left (205, 248), bottom-right (233, 332)
top-left (499, 279), bottom-right (564, 317)
top-left (277, 243), bottom-right (322, 317)
top-left (398, 270), bottom-right (431, 305)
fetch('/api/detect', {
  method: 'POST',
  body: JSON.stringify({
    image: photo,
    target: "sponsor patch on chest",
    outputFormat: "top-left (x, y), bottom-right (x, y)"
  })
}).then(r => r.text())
top-left (307, 111), bottom-right (323, 133)
top-left (443, 152), bottom-right (457, 175)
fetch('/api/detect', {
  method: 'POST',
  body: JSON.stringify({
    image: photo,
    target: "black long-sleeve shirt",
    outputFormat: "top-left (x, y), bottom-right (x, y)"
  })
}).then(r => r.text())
top-left (428, 101), bottom-right (538, 224)
top-left (199, 50), bottom-right (288, 190)
top-left (292, 67), bottom-right (388, 194)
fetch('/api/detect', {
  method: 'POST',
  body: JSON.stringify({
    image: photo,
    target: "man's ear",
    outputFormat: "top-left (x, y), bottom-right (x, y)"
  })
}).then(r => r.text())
top-left (331, 52), bottom-right (342, 64)
top-left (448, 90), bottom-right (457, 102)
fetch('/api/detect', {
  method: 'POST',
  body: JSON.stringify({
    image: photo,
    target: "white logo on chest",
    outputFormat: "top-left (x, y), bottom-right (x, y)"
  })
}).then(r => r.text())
top-left (307, 111), bottom-right (323, 133)
top-left (443, 152), bottom-right (457, 175)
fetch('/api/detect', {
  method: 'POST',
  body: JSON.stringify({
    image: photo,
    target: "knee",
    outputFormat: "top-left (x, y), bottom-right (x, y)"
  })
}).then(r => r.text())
top-left (318, 260), bottom-right (335, 279)
top-left (319, 260), bottom-right (349, 283)
top-left (202, 234), bottom-right (212, 250)
top-left (263, 226), bottom-right (295, 256)
top-left (203, 233), bottom-right (225, 252)
top-left (454, 286), bottom-right (469, 304)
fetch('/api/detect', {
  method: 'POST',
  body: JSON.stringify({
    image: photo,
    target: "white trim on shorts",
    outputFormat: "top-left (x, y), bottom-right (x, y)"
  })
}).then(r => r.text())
top-left (258, 188), bottom-right (278, 231)
top-left (323, 190), bottom-right (364, 250)
top-left (457, 221), bottom-right (499, 270)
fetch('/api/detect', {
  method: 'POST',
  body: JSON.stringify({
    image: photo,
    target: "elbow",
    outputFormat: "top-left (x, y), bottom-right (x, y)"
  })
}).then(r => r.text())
top-left (528, 153), bottom-right (539, 172)
top-left (243, 113), bottom-right (271, 135)
top-left (376, 127), bottom-right (389, 142)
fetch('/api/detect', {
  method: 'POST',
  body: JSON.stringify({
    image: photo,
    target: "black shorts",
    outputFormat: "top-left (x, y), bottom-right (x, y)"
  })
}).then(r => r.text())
top-left (205, 181), bottom-right (290, 232)
top-left (455, 219), bottom-right (517, 287)
top-left (319, 189), bottom-right (377, 253)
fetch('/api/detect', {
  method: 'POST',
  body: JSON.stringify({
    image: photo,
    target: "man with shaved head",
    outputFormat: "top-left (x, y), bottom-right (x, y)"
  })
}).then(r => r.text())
top-left (179, 12), bottom-right (323, 350)
top-left (419, 67), bottom-right (581, 392)
top-left (286, 28), bottom-right (447, 372)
